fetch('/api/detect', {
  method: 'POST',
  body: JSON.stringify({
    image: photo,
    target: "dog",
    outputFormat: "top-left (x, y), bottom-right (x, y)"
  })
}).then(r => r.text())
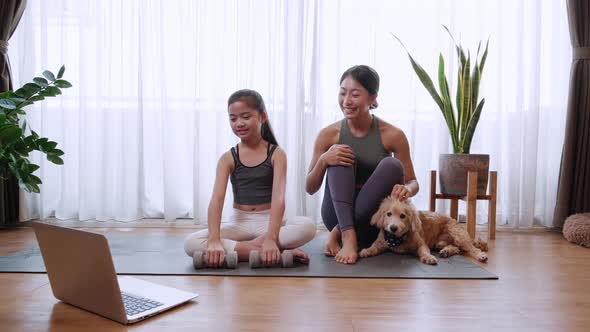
top-left (359, 196), bottom-right (488, 265)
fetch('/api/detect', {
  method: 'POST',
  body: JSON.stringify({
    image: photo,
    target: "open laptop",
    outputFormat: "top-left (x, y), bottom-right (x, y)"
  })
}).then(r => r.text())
top-left (32, 222), bottom-right (198, 324)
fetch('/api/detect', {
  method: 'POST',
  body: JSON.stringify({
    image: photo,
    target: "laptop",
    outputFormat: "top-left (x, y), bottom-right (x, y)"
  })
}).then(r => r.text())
top-left (32, 222), bottom-right (198, 324)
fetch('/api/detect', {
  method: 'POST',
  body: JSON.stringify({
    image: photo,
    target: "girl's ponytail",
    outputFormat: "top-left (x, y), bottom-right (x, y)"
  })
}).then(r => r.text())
top-left (261, 121), bottom-right (278, 146)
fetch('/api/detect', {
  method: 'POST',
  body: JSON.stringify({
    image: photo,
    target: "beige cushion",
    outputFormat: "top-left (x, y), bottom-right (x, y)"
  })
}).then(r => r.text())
top-left (563, 213), bottom-right (590, 248)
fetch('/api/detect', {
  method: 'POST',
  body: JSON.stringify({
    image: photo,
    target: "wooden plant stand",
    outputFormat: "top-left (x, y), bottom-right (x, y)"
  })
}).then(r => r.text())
top-left (429, 170), bottom-right (497, 240)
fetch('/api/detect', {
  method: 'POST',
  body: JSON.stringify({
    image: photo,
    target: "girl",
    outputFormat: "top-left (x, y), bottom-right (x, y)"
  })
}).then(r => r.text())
top-left (305, 65), bottom-right (419, 265)
top-left (184, 89), bottom-right (316, 266)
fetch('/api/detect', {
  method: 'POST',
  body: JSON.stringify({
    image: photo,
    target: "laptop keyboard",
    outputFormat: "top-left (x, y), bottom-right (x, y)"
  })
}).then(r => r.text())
top-left (122, 292), bottom-right (164, 316)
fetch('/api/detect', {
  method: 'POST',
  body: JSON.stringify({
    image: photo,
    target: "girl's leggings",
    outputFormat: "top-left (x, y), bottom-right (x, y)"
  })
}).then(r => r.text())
top-left (184, 208), bottom-right (316, 256)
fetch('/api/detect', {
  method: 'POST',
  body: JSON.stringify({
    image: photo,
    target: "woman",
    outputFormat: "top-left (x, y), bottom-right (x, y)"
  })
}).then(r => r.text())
top-left (305, 65), bottom-right (419, 264)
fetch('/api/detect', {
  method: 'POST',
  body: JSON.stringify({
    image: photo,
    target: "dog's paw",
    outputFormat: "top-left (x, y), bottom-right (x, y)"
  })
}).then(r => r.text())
top-left (439, 245), bottom-right (460, 258)
top-left (359, 249), bottom-right (373, 258)
top-left (420, 255), bottom-right (438, 265)
top-left (474, 238), bottom-right (489, 251)
top-left (476, 252), bottom-right (488, 263)
top-left (439, 248), bottom-right (453, 258)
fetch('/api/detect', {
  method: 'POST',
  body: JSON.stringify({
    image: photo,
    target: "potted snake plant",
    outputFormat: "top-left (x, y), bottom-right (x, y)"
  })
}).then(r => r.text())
top-left (393, 27), bottom-right (490, 195)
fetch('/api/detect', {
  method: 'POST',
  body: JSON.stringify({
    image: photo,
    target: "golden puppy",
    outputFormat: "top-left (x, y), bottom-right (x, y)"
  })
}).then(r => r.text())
top-left (359, 196), bottom-right (488, 265)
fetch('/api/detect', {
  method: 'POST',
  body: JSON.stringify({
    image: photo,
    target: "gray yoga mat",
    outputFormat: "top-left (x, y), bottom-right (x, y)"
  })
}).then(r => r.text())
top-left (0, 233), bottom-right (497, 279)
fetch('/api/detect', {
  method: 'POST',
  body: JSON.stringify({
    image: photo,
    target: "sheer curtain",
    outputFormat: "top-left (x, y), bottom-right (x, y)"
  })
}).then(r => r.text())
top-left (9, 0), bottom-right (570, 228)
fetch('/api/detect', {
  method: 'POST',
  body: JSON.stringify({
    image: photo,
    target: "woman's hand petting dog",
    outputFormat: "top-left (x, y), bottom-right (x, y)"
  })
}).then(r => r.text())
top-left (360, 196), bottom-right (488, 265)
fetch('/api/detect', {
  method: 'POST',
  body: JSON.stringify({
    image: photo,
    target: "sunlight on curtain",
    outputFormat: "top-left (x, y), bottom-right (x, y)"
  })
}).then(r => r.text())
top-left (9, 0), bottom-right (570, 228)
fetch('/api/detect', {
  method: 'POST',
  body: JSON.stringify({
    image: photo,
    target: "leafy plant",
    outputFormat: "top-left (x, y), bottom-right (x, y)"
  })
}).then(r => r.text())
top-left (393, 26), bottom-right (489, 153)
top-left (0, 66), bottom-right (72, 193)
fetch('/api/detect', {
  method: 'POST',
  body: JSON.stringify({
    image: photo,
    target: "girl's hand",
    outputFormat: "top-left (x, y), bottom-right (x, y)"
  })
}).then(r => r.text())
top-left (206, 239), bottom-right (226, 267)
top-left (320, 144), bottom-right (355, 167)
top-left (261, 239), bottom-right (281, 265)
top-left (392, 184), bottom-right (410, 201)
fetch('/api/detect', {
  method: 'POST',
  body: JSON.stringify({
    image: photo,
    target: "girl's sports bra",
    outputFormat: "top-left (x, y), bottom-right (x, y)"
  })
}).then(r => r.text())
top-left (230, 144), bottom-right (277, 205)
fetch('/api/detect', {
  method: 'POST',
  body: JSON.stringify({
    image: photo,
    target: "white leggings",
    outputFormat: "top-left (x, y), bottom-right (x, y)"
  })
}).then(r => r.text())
top-left (183, 208), bottom-right (317, 256)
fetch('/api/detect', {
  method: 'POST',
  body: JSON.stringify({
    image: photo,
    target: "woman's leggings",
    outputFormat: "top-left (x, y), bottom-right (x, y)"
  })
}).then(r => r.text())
top-left (321, 157), bottom-right (405, 248)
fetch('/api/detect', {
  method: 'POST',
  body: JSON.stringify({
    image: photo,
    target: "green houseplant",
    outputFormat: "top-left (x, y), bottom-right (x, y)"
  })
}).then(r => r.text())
top-left (0, 66), bottom-right (72, 193)
top-left (394, 27), bottom-right (490, 195)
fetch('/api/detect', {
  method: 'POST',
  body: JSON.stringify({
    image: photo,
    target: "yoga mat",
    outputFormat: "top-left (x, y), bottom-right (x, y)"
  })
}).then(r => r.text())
top-left (0, 233), bottom-right (497, 279)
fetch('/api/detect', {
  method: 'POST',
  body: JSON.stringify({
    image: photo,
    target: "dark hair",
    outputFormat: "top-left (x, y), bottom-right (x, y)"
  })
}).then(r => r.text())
top-left (340, 65), bottom-right (380, 109)
top-left (227, 89), bottom-right (278, 146)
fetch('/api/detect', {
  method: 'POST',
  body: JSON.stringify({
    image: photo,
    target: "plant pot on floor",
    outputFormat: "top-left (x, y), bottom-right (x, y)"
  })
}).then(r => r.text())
top-left (0, 176), bottom-right (20, 227)
top-left (439, 153), bottom-right (489, 196)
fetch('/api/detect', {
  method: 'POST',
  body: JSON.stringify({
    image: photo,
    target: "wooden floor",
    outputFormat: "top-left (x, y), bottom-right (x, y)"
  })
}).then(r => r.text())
top-left (0, 226), bottom-right (589, 332)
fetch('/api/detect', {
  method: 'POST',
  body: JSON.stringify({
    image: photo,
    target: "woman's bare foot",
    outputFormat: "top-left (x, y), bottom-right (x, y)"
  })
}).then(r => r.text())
top-left (324, 227), bottom-right (342, 257)
top-left (335, 229), bottom-right (358, 264)
top-left (290, 248), bottom-right (310, 264)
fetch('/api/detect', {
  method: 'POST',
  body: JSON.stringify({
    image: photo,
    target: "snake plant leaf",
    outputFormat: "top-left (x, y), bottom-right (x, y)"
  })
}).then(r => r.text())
top-left (409, 55), bottom-right (444, 111)
top-left (479, 39), bottom-right (489, 75)
top-left (438, 53), bottom-right (458, 150)
top-left (391, 33), bottom-right (444, 110)
top-left (460, 52), bottom-right (472, 146)
top-left (471, 60), bottom-right (480, 112)
top-left (462, 98), bottom-right (485, 153)
top-left (458, 46), bottom-right (467, 71)
top-left (443, 25), bottom-right (456, 44)
top-left (443, 25), bottom-right (465, 64)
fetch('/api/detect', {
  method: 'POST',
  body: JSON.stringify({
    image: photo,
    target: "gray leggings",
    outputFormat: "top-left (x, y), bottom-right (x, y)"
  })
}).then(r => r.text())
top-left (321, 157), bottom-right (405, 248)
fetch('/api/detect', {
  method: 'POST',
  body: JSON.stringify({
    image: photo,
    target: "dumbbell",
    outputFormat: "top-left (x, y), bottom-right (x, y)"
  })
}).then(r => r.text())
top-left (249, 250), bottom-right (294, 268)
top-left (193, 251), bottom-right (238, 269)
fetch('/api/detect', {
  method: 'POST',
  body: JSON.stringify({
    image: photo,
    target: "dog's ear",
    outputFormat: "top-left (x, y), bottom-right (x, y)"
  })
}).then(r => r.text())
top-left (370, 196), bottom-right (392, 227)
top-left (406, 202), bottom-right (422, 233)
top-left (410, 212), bottom-right (422, 233)
top-left (369, 209), bottom-right (382, 227)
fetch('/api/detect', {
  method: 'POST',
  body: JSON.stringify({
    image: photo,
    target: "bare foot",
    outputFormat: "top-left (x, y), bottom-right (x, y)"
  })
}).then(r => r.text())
top-left (250, 234), bottom-right (266, 247)
top-left (290, 248), bottom-right (310, 264)
top-left (234, 234), bottom-right (266, 261)
top-left (324, 227), bottom-right (342, 257)
top-left (335, 229), bottom-right (358, 264)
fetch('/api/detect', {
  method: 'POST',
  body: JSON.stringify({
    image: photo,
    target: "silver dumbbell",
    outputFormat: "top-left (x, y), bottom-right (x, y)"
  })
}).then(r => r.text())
top-left (193, 250), bottom-right (238, 269)
top-left (248, 250), bottom-right (294, 268)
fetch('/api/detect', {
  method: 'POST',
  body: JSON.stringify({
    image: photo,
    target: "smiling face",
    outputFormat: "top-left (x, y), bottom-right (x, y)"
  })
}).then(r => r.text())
top-left (338, 76), bottom-right (377, 119)
top-left (228, 101), bottom-right (266, 141)
top-left (371, 197), bottom-right (420, 237)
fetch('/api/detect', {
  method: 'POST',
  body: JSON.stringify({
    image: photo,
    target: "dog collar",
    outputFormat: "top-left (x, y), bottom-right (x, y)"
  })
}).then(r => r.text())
top-left (384, 231), bottom-right (407, 249)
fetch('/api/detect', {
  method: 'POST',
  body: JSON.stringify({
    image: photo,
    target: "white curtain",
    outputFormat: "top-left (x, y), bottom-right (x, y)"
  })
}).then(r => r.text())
top-left (9, 0), bottom-right (570, 228)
